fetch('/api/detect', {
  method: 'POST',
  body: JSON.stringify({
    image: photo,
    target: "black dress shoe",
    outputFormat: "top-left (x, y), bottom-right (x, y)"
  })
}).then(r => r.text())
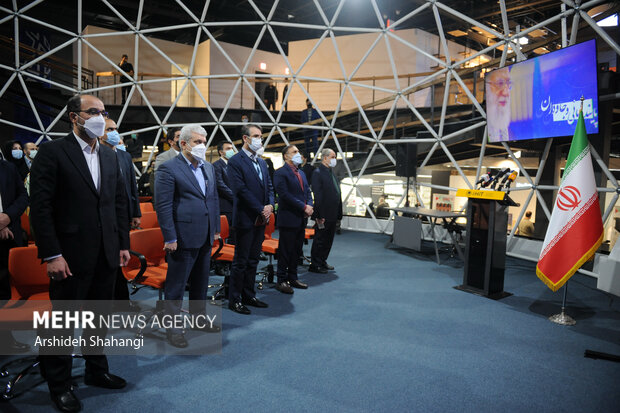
top-left (191, 323), bottom-right (222, 333)
top-left (166, 333), bottom-right (188, 348)
top-left (228, 301), bottom-right (251, 315)
top-left (84, 373), bottom-right (127, 389)
top-left (275, 281), bottom-right (294, 294)
top-left (51, 390), bottom-right (82, 413)
top-left (324, 263), bottom-right (334, 270)
top-left (308, 265), bottom-right (328, 274)
top-left (242, 297), bottom-right (269, 308)
top-left (289, 280), bottom-right (308, 289)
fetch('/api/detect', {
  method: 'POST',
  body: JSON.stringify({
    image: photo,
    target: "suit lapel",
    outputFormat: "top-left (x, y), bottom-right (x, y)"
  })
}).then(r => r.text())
top-left (62, 133), bottom-right (99, 196)
top-left (176, 154), bottom-right (205, 198)
top-left (240, 151), bottom-right (263, 188)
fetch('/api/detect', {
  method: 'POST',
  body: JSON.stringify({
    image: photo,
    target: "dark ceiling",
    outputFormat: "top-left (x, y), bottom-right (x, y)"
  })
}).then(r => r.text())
top-left (10, 0), bottom-right (576, 55)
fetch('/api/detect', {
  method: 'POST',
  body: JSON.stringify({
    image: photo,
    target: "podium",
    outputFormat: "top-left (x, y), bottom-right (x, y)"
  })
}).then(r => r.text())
top-left (454, 189), bottom-right (518, 299)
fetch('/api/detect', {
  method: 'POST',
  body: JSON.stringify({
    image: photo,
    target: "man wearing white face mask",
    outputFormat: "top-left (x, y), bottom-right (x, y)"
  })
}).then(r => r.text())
top-left (309, 148), bottom-right (342, 274)
top-left (155, 124), bottom-right (221, 348)
top-left (29, 94), bottom-right (131, 412)
top-left (273, 145), bottom-right (313, 293)
top-left (226, 123), bottom-right (274, 314)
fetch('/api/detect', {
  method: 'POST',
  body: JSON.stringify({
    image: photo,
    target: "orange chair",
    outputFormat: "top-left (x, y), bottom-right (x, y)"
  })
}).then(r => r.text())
top-left (139, 202), bottom-right (154, 213)
top-left (122, 228), bottom-right (167, 296)
top-left (121, 228), bottom-right (168, 338)
top-left (138, 196), bottom-right (152, 203)
top-left (20, 213), bottom-right (35, 245)
top-left (209, 215), bottom-right (235, 301)
top-left (0, 246), bottom-right (51, 399)
top-left (301, 227), bottom-right (315, 265)
top-left (139, 211), bottom-right (159, 229)
top-left (257, 218), bottom-right (278, 290)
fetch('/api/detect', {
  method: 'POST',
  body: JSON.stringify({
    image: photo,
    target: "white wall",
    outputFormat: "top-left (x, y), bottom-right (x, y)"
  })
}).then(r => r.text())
top-left (81, 26), bottom-right (194, 107)
top-left (287, 28), bottom-right (472, 112)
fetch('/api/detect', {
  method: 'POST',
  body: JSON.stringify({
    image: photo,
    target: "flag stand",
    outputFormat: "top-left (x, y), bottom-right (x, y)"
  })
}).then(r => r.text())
top-left (549, 283), bottom-right (576, 326)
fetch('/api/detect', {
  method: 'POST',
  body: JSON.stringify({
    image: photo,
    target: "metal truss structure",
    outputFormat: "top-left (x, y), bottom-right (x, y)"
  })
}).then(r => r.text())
top-left (1, 0), bottom-right (619, 248)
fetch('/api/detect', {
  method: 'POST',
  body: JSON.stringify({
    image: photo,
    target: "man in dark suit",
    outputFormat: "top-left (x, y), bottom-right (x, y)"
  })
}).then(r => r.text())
top-left (99, 118), bottom-right (141, 312)
top-left (0, 158), bottom-right (30, 352)
top-left (273, 145), bottom-right (313, 293)
top-left (300, 151), bottom-right (315, 187)
top-left (227, 123), bottom-right (273, 314)
top-left (310, 148), bottom-right (342, 274)
top-left (29, 94), bottom-right (130, 413)
top-left (151, 127), bottom-right (181, 201)
top-left (213, 140), bottom-right (235, 243)
top-left (155, 124), bottom-right (221, 348)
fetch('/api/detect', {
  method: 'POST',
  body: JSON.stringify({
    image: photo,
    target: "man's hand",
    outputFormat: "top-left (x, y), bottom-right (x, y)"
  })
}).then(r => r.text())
top-left (214, 232), bottom-right (221, 240)
top-left (47, 256), bottom-right (72, 281)
top-left (164, 242), bottom-right (177, 253)
top-left (119, 250), bottom-right (130, 267)
top-left (131, 217), bottom-right (141, 229)
top-left (0, 227), bottom-right (14, 240)
top-left (304, 205), bottom-right (314, 218)
top-left (316, 218), bottom-right (325, 225)
top-left (0, 213), bottom-right (10, 230)
top-left (262, 204), bottom-right (274, 220)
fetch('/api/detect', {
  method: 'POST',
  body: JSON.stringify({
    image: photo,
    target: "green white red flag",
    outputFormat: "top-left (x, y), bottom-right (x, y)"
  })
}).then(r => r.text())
top-left (536, 109), bottom-right (603, 292)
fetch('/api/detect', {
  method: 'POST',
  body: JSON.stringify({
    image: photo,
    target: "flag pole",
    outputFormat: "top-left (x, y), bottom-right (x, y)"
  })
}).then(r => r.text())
top-left (548, 96), bottom-right (584, 327)
top-left (549, 282), bottom-right (576, 325)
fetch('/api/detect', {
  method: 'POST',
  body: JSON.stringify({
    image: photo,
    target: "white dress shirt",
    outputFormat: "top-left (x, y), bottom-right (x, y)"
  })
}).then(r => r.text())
top-left (74, 131), bottom-right (101, 192)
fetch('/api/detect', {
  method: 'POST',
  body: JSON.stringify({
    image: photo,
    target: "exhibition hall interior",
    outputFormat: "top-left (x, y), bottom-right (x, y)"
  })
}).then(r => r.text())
top-left (0, 0), bottom-right (619, 412)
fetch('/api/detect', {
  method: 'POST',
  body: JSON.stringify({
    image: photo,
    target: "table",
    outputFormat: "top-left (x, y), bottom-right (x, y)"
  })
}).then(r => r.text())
top-left (390, 207), bottom-right (466, 264)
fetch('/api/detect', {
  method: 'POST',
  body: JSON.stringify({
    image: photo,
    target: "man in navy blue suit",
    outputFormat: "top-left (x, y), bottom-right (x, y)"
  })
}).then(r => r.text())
top-left (99, 117), bottom-right (142, 312)
top-left (226, 123), bottom-right (274, 314)
top-left (213, 140), bottom-right (235, 243)
top-left (273, 145), bottom-right (314, 293)
top-left (310, 148), bottom-right (342, 273)
top-left (155, 124), bottom-right (221, 348)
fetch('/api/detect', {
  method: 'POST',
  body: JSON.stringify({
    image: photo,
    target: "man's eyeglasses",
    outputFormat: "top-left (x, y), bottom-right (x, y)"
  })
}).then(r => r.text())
top-left (489, 79), bottom-right (513, 91)
top-left (80, 109), bottom-right (109, 117)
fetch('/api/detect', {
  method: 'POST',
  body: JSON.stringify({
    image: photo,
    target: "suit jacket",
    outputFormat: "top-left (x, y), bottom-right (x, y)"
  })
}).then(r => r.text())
top-left (273, 163), bottom-right (313, 228)
top-left (29, 133), bottom-right (130, 272)
top-left (117, 149), bottom-right (141, 219)
top-left (153, 148), bottom-right (178, 172)
top-left (151, 148), bottom-right (179, 199)
top-left (227, 150), bottom-right (274, 229)
top-left (212, 158), bottom-right (233, 214)
top-left (155, 154), bottom-right (220, 249)
top-left (0, 160), bottom-right (29, 245)
top-left (311, 164), bottom-right (343, 222)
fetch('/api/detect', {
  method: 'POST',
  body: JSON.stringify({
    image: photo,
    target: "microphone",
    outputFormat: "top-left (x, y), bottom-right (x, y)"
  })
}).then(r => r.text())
top-left (501, 170), bottom-right (518, 192)
top-left (476, 172), bottom-right (492, 188)
top-left (490, 168), bottom-right (511, 190)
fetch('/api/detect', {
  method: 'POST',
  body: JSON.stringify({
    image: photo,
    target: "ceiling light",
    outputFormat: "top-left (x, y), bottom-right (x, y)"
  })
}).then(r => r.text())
top-left (518, 37), bottom-right (529, 45)
top-left (259, 62), bottom-right (267, 70)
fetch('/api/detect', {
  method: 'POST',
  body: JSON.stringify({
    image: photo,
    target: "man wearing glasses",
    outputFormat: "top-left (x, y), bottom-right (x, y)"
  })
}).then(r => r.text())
top-left (226, 124), bottom-right (274, 314)
top-left (30, 94), bottom-right (130, 412)
top-left (486, 66), bottom-right (513, 142)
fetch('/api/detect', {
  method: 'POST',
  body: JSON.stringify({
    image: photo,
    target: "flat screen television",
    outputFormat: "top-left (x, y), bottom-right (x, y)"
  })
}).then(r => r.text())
top-left (485, 39), bottom-right (598, 143)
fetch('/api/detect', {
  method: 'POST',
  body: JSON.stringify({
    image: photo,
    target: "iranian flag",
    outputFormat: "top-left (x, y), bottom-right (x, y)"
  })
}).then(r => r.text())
top-left (536, 109), bottom-right (604, 292)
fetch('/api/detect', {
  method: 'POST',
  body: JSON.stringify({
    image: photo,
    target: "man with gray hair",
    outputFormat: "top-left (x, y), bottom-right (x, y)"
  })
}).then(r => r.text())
top-left (155, 124), bottom-right (221, 348)
top-left (310, 148), bottom-right (342, 273)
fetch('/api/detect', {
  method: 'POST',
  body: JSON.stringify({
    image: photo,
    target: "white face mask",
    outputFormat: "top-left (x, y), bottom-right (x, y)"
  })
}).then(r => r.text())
top-left (255, 147), bottom-right (265, 157)
top-left (291, 153), bottom-right (303, 166)
top-left (190, 143), bottom-right (207, 161)
top-left (79, 114), bottom-right (106, 139)
top-left (249, 137), bottom-right (263, 153)
top-left (329, 158), bottom-right (337, 168)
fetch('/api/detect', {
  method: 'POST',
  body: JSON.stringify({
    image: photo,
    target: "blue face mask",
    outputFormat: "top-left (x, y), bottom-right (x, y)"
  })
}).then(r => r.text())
top-left (116, 144), bottom-right (126, 152)
top-left (12, 149), bottom-right (23, 160)
top-left (28, 149), bottom-right (38, 159)
top-left (106, 130), bottom-right (121, 146)
top-left (225, 149), bottom-right (235, 159)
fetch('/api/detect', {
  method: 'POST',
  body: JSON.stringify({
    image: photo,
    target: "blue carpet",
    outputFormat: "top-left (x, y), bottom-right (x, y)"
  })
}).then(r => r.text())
top-left (2, 231), bottom-right (619, 412)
